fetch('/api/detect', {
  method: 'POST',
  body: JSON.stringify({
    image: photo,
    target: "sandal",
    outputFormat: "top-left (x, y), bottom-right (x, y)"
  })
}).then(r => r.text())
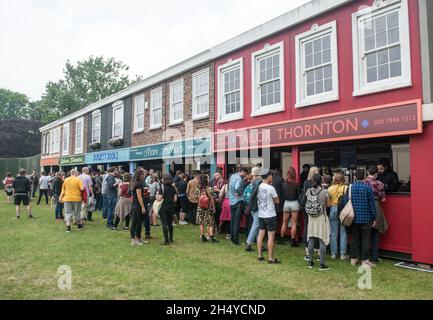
top-left (268, 259), bottom-right (281, 264)
top-left (257, 256), bottom-right (265, 261)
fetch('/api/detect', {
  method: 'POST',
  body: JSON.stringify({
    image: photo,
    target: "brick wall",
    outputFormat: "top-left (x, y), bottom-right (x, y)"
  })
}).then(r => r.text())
top-left (132, 61), bottom-right (215, 147)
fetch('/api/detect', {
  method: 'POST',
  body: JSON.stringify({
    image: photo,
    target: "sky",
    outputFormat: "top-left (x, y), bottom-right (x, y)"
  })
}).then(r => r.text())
top-left (0, 0), bottom-right (310, 101)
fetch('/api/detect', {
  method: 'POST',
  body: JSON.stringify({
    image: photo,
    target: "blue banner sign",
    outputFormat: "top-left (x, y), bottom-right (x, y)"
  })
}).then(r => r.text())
top-left (85, 149), bottom-right (130, 164)
top-left (130, 138), bottom-right (211, 161)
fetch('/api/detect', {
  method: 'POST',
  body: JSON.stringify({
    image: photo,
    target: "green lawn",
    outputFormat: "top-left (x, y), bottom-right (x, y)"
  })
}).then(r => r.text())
top-left (0, 199), bottom-right (432, 300)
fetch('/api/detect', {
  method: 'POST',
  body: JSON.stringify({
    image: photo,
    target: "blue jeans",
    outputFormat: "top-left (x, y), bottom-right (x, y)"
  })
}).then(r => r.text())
top-left (55, 201), bottom-right (64, 219)
top-left (95, 194), bottom-right (103, 211)
top-left (102, 194), bottom-right (108, 219)
top-left (230, 201), bottom-right (243, 244)
top-left (105, 196), bottom-right (117, 228)
top-left (329, 205), bottom-right (347, 255)
top-left (246, 211), bottom-right (259, 245)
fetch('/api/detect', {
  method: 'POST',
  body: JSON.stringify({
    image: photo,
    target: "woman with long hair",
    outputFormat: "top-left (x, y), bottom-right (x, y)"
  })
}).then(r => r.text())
top-left (306, 174), bottom-right (331, 270)
top-left (113, 173), bottom-right (132, 231)
top-left (280, 167), bottom-right (301, 247)
top-left (328, 172), bottom-right (348, 260)
top-left (149, 173), bottom-right (161, 227)
top-left (130, 169), bottom-right (148, 246)
top-left (197, 174), bottom-right (218, 243)
top-left (158, 174), bottom-right (177, 245)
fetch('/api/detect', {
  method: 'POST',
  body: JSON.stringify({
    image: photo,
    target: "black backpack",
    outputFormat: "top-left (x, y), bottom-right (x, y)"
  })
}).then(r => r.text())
top-left (249, 179), bottom-right (263, 212)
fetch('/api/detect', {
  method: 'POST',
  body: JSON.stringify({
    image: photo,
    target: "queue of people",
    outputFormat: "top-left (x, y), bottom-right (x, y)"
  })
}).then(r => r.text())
top-left (3, 160), bottom-right (393, 268)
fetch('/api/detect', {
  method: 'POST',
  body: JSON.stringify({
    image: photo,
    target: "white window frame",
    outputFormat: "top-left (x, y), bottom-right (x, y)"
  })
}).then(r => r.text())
top-left (352, 0), bottom-right (411, 97)
top-left (150, 87), bottom-right (163, 130)
top-left (192, 68), bottom-right (210, 121)
top-left (62, 123), bottom-right (69, 156)
top-left (295, 21), bottom-right (339, 108)
top-left (133, 94), bottom-right (145, 133)
top-left (169, 79), bottom-right (184, 126)
top-left (50, 127), bottom-right (60, 154)
top-left (251, 42), bottom-right (285, 117)
top-left (91, 110), bottom-right (101, 143)
top-left (42, 132), bottom-right (49, 155)
top-left (112, 101), bottom-right (124, 139)
top-left (217, 58), bottom-right (244, 124)
top-left (75, 117), bottom-right (83, 154)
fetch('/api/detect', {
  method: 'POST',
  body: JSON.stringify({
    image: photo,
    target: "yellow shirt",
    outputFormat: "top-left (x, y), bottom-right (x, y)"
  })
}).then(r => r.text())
top-left (61, 176), bottom-right (84, 202)
top-left (328, 184), bottom-right (348, 206)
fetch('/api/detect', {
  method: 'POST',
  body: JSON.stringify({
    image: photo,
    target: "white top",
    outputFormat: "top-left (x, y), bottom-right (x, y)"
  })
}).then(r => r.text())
top-left (39, 176), bottom-right (50, 190)
top-left (257, 183), bottom-right (278, 218)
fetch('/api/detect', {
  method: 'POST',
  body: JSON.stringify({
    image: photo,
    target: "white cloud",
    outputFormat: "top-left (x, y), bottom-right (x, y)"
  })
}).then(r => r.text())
top-left (0, 0), bottom-right (310, 101)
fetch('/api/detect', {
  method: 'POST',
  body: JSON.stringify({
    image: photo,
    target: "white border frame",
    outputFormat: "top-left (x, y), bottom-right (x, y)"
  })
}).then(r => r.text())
top-left (169, 78), bottom-right (184, 126)
top-left (192, 68), bottom-right (210, 121)
top-left (111, 100), bottom-right (124, 139)
top-left (62, 123), bottom-right (69, 156)
top-left (352, 0), bottom-right (412, 97)
top-left (217, 57), bottom-right (244, 124)
top-left (150, 87), bottom-right (163, 130)
top-left (295, 21), bottom-right (339, 108)
top-left (49, 127), bottom-right (60, 154)
top-left (133, 94), bottom-right (145, 133)
top-left (251, 41), bottom-right (285, 117)
top-left (74, 117), bottom-right (84, 155)
top-left (91, 110), bottom-right (101, 143)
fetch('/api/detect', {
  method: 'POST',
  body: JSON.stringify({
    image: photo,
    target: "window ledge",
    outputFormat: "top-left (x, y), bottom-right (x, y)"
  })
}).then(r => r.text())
top-left (192, 114), bottom-right (209, 121)
top-left (295, 94), bottom-right (339, 108)
top-left (353, 79), bottom-right (412, 97)
top-left (217, 114), bottom-right (243, 124)
top-left (251, 104), bottom-right (285, 117)
top-left (168, 120), bottom-right (184, 127)
top-left (149, 125), bottom-right (162, 131)
top-left (133, 129), bottom-right (144, 134)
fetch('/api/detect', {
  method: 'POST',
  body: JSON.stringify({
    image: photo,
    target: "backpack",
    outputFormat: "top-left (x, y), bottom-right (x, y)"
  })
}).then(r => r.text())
top-left (198, 188), bottom-right (210, 209)
top-left (340, 185), bottom-right (355, 227)
top-left (305, 188), bottom-right (325, 218)
top-left (249, 179), bottom-right (263, 213)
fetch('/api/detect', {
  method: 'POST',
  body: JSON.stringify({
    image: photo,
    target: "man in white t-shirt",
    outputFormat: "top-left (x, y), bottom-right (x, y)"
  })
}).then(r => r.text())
top-left (257, 169), bottom-right (280, 264)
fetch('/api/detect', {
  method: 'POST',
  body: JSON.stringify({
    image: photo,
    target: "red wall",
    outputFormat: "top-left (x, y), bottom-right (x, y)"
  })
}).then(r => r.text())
top-left (214, 0), bottom-right (423, 132)
top-left (410, 122), bottom-right (433, 265)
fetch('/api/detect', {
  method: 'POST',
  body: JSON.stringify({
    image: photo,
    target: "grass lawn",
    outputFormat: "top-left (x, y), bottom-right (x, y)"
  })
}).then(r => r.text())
top-left (0, 199), bottom-right (432, 300)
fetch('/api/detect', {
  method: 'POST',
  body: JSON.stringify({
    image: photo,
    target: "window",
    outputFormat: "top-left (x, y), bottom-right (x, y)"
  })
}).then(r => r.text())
top-left (169, 79), bottom-right (184, 125)
top-left (75, 117), bottom-right (83, 154)
top-left (91, 110), bottom-right (101, 143)
top-left (192, 69), bottom-right (209, 120)
top-left (150, 88), bottom-right (163, 129)
top-left (62, 123), bottom-right (69, 156)
top-left (295, 21), bottom-right (339, 108)
top-left (218, 58), bottom-right (243, 123)
top-left (134, 94), bottom-right (145, 132)
top-left (112, 101), bottom-right (124, 138)
top-left (251, 42), bottom-right (284, 116)
top-left (50, 127), bottom-right (60, 154)
top-left (42, 132), bottom-right (50, 155)
top-left (352, 0), bottom-right (411, 96)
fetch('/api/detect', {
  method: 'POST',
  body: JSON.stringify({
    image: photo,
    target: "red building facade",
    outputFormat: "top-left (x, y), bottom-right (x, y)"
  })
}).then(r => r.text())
top-left (214, 0), bottom-right (433, 264)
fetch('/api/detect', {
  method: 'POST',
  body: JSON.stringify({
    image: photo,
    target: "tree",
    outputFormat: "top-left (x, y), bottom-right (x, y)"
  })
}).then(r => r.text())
top-left (0, 119), bottom-right (42, 157)
top-left (38, 56), bottom-right (141, 119)
top-left (0, 88), bottom-right (31, 120)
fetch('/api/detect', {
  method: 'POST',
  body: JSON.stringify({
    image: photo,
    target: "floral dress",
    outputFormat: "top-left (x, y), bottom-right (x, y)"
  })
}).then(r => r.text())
top-left (197, 186), bottom-right (215, 226)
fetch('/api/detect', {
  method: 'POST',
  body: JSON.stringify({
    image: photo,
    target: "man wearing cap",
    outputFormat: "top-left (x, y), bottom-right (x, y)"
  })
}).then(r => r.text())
top-left (256, 169), bottom-right (281, 264)
top-left (245, 166), bottom-right (263, 252)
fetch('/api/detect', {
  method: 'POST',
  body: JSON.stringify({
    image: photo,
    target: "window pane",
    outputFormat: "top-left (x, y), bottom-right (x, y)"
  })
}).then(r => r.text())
top-left (378, 64), bottom-right (390, 80)
top-left (313, 52), bottom-right (322, 66)
top-left (305, 55), bottom-right (313, 69)
top-left (324, 78), bottom-right (333, 92)
top-left (364, 20), bottom-right (375, 37)
top-left (376, 31), bottom-right (387, 48)
top-left (306, 70), bottom-right (314, 83)
top-left (375, 15), bottom-right (386, 33)
top-left (390, 61), bottom-right (402, 77)
top-left (305, 42), bottom-right (313, 56)
top-left (322, 35), bottom-right (331, 50)
top-left (307, 83), bottom-right (315, 96)
top-left (389, 46), bottom-right (401, 62)
top-left (377, 49), bottom-right (389, 65)
top-left (387, 11), bottom-right (399, 28)
top-left (315, 80), bottom-right (324, 94)
top-left (313, 38), bottom-right (322, 53)
top-left (365, 35), bottom-right (375, 51)
top-left (387, 28), bottom-right (399, 44)
top-left (323, 65), bottom-right (332, 79)
top-left (315, 68), bottom-right (323, 81)
top-left (366, 52), bottom-right (377, 68)
top-left (323, 49), bottom-right (331, 63)
top-left (367, 67), bottom-right (378, 83)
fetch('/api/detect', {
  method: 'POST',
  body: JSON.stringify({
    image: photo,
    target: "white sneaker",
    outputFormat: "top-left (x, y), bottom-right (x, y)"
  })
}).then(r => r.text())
top-left (340, 254), bottom-right (349, 261)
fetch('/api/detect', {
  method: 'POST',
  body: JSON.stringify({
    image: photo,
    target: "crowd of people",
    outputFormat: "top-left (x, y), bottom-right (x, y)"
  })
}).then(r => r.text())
top-left (3, 157), bottom-right (398, 269)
